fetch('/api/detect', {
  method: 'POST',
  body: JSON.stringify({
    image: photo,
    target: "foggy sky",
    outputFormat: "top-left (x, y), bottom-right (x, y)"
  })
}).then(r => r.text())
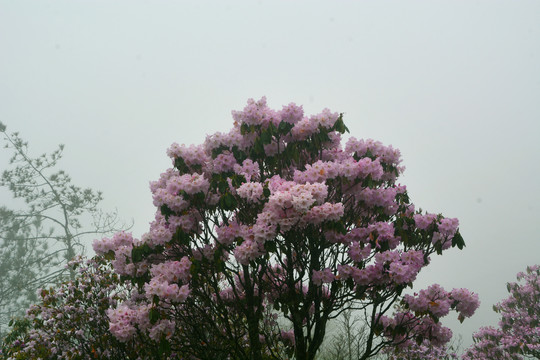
top-left (1, 0), bottom-right (539, 350)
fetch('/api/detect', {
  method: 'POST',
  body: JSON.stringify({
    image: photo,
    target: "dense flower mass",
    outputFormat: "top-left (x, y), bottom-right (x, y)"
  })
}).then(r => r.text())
top-left (463, 265), bottom-right (540, 360)
top-left (0, 256), bottom-right (154, 360)
top-left (91, 97), bottom-right (475, 360)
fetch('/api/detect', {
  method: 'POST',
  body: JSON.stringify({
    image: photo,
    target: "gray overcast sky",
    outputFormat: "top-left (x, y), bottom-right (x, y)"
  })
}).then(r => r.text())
top-left (1, 0), bottom-right (539, 350)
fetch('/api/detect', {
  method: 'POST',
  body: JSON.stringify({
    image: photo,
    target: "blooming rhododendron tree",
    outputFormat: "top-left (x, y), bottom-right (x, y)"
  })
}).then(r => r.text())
top-left (1, 256), bottom-right (155, 360)
top-left (95, 97), bottom-right (478, 360)
top-left (463, 265), bottom-right (540, 360)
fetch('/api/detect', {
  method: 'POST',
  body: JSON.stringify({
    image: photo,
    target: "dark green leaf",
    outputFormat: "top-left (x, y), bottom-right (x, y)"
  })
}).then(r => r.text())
top-left (174, 157), bottom-right (189, 173)
top-left (231, 174), bottom-right (246, 187)
top-left (193, 191), bottom-right (205, 204)
top-left (149, 307), bottom-right (160, 324)
top-left (267, 122), bottom-right (276, 135)
top-left (253, 138), bottom-right (264, 155)
top-left (220, 192), bottom-right (237, 211)
top-left (216, 259), bottom-right (225, 272)
top-left (160, 204), bottom-right (174, 221)
top-left (211, 145), bottom-right (229, 159)
top-left (232, 146), bottom-right (246, 163)
top-left (173, 228), bottom-right (190, 245)
top-left (158, 338), bottom-right (171, 357)
top-left (261, 130), bottom-right (272, 145)
top-left (218, 180), bottom-right (228, 194)
top-left (191, 260), bottom-right (201, 275)
top-left (452, 231), bottom-right (465, 250)
top-left (434, 242), bottom-right (443, 255)
top-left (278, 121), bottom-right (294, 135)
top-left (104, 250), bottom-right (115, 261)
top-left (333, 114), bottom-right (349, 134)
top-left (319, 129), bottom-right (330, 142)
top-left (132, 247), bottom-right (144, 263)
top-left (264, 241), bottom-right (277, 252)
top-left (240, 123), bottom-right (249, 135)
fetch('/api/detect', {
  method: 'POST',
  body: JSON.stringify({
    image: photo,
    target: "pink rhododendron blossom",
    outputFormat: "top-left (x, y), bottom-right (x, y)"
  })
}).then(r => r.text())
top-left (144, 277), bottom-right (190, 303)
top-left (213, 151), bottom-right (238, 173)
top-left (107, 305), bottom-right (138, 342)
top-left (150, 257), bottom-right (191, 284)
top-left (167, 173), bottom-right (210, 195)
top-left (450, 288), bottom-right (479, 318)
top-left (312, 268), bottom-right (335, 286)
top-left (232, 96), bottom-right (276, 126)
top-left (234, 158), bottom-right (260, 181)
top-left (166, 143), bottom-right (208, 168)
top-left (438, 217), bottom-right (459, 237)
top-left (92, 231), bottom-right (134, 256)
top-left (280, 102), bottom-right (304, 124)
top-left (237, 181), bottom-right (264, 202)
top-left (234, 239), bottom-right (264, 265)
top-left (414, 213), bottom-right (437, 230)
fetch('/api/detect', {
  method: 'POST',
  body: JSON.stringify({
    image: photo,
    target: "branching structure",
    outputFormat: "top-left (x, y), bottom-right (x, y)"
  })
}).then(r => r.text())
top-left (0, 123), bottom-right (125, 335)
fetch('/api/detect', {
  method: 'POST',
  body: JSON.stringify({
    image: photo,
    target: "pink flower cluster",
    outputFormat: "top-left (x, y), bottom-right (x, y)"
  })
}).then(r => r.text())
top-left (144, 278), bottom-right (190, 303)
top-left (150, 257), bottom-right (191, 284)
top-left (237, 181), bottom-right (264, 202)
top-left (112, 244), bottom-right (136, 276)
top-left (107, 304), bottom-right (139, 342)
top-left (93, 231), bottom-right (141, 276)
top-left (147, 216), bottom-right (174, 246)
top-left (337, 249), bottom-right (424, 286)
top-left (256, 180), bottom-right (340, 233)
top-left (358, 187), bottom-right (398, 214)
top-left (280, 329), bottom-right (295, 345)
top-left (303, 202), bottom-right (344, 225)
top-left (213, 151), bottom-right (237, 173)
top-left (378, 311), bottom-right (453, 347)
top-left (167, 173), bottom-right (210, 195)
top-left (387, 339), bottom-right (460, 360)
top-left (312, 268), bottom-right (335, 285)
top-left (232, 96), bottom-right (279, 127)
top-left (234, 239), bottom-right (264, 265)
top-left (348, 242), bottom-right (372, 262)
top-left (290, 109), bottom-right (340, 140)
top-left (204, 126), bottom-right (254, 154)
top-left (234, 159), bottom-right (260, 181)
top-left (166, 143), bottom-right (208, 168)
top-left (292, 158), bottom-right (386, 185)
top-left (413, 213), bottom-right (438, 230)
top-left (404, 284), bottom-right (479, 320)
top-left (451, 287), bottom-right (480, 318)
top-left (150, 169), bottom-right (189, 211)
top-left (147, 319), bottom-right (176, 341)
top-left (345, 137), bottom-right (402, 168)
top-left (280, 102), bottom-right (304, 124)
top-left (92, 231), bottom-right (134, 256)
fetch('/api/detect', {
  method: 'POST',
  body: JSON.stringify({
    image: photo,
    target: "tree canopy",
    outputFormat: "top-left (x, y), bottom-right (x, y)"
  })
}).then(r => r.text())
top-left (92, 97), bottom-right (478, 359)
